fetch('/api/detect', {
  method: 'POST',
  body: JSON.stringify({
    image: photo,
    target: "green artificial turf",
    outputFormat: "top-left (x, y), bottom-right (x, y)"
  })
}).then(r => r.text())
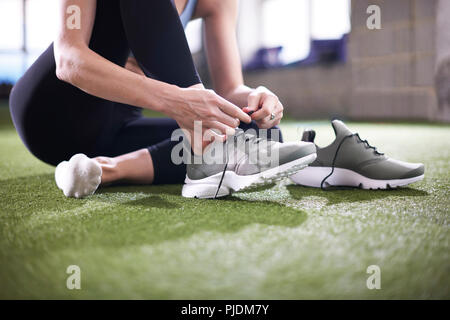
top-left (0, 103), bottom-right (449, 299)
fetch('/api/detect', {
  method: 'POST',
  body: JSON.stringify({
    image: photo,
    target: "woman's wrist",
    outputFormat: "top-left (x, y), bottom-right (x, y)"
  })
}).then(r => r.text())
top-left (148, 81), bottom-right (206, 115)
top-left (142, 79), bottom-right (181, 116)
top-left (162, 83), bottom-right (205, 118)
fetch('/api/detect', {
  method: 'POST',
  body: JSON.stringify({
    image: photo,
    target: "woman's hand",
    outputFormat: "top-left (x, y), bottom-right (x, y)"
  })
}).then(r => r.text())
top-left (242, 86), bottom-right (284, 128)
top-left (167, 85), bottom-right (251, 148)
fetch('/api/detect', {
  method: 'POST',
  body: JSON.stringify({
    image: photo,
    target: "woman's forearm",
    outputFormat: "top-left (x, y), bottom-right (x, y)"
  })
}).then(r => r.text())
top-left (56, 45), bottom-right (179, 113)
top-left (55, 45), bottom-right (250, 137)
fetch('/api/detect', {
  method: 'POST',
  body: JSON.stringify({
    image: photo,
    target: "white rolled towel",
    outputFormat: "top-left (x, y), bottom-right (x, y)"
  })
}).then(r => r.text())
top-left (55, 154), bottom-right (102, 198)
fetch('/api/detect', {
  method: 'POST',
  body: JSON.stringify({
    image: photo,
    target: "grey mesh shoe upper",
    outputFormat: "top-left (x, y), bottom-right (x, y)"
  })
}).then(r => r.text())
top-left (187, 129), bottom-right (316, 181)
top-left (303, 120), bottom-right (425, 180)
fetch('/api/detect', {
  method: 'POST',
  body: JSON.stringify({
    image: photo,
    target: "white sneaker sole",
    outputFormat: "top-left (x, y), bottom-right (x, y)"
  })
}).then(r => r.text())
top-left (182, 153), bottom-right (317, 199)
top-left (290, 166), bottom-right (424, 189)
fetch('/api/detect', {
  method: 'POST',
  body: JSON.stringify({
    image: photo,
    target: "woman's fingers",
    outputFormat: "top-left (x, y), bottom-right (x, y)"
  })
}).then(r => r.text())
top-left (203, 128), bottom-right (227, 143)
top-left (217, 97), bottom-right (251, 124)
top-left (256, 101), bottom-right (284, 128)
top-left (204, 120), bottom-right (236, 136)
top-left (244, 91), bottom-right (261, 113)
top-left (251, 95), bottom-right (278, 121)
top-left (213, 111), bottom-right (240, 128)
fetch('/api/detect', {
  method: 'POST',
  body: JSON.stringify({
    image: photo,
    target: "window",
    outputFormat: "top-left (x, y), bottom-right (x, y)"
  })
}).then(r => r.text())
top-left (239, 0), bottom-right (351, 66)
top-left (0, 0), bottom-right (58, 53)
top-left (0, 0), bottom-right (23, 51)
top-left (262, 0), bottom-right (310, 64)
top-left (311, 0), bottom-right (351, 40)
top-left (25, 0), bottom-right (59, 51)
top-left (0, 0), bottom-right (58, 83)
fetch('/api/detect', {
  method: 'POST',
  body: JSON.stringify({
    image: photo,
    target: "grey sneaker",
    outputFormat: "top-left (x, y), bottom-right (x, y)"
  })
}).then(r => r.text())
top-left (290, 120), bottom-right (425, 189)
top-left (182, 129), bottom-right (317, 198)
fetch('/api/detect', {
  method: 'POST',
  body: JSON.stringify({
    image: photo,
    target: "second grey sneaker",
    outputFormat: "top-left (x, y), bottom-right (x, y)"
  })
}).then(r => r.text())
top-left (290, 120), bottom-right (425, 189)
top-left (182, 129), bottom-right (317, 198)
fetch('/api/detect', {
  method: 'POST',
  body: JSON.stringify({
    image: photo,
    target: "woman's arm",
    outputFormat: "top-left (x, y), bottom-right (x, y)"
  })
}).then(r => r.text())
top-left (55, 0), bottom-right (173, 112)
top-left (200, 0), bottom-right (284, 128)
top-left (54, 0), bottom-right (250, 136)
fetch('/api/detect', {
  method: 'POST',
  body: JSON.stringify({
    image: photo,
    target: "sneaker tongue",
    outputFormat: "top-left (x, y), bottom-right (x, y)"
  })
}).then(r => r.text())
top-left (331, 120), bottom-right (353, 138)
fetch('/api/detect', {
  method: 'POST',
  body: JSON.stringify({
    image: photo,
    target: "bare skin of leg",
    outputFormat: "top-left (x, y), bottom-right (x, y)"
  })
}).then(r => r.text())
top-left (92, 134), bottom-right (214, 186)
top-left (94, 148), bottom-right (154, 185)
top-left (92, 131), bottom-right (218, 186)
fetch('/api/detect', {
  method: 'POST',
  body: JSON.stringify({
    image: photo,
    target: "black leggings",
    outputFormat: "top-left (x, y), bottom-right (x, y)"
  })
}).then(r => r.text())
top-left (9, 0), bottom-right (282, 184)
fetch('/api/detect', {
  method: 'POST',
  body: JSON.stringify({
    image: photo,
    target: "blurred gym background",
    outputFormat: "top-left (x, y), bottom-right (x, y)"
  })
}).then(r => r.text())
top-left (0, 0), bottom-right (449, 122)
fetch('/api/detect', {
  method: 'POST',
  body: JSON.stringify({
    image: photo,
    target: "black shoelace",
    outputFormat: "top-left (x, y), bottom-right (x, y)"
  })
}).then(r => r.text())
top-left (214, 131), bottom-right (262, 198)
top-left (320, 133), bottom-right (384, 190)
top-left (214, 146), bottom-right (230, 198)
